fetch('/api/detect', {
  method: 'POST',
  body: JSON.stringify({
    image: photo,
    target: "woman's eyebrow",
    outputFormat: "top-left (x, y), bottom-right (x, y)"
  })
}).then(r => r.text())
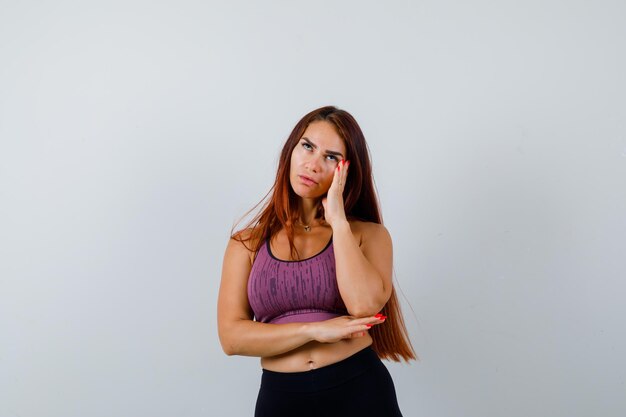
top-left (301, 137), bottom-right (344, 158)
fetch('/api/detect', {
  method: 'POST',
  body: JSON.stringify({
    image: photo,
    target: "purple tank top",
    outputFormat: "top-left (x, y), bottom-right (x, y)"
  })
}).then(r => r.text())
top-left (247, 235), bottom-right (348, 324)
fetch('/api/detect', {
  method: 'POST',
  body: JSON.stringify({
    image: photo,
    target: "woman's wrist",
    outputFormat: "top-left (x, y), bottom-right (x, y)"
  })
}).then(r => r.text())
top-left (300, 322), bottom-right (317, 342)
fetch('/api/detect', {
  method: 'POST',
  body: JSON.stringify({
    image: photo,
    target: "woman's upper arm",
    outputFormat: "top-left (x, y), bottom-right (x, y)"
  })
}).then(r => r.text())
top-left (217, 237), bottom-right (254, 336)
top-left (360, 223), bottom-right (394, 301)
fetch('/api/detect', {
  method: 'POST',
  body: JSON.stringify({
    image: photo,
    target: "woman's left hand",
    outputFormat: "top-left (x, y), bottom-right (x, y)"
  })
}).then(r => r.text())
top-left (321, 159), bottom-right (349, 228)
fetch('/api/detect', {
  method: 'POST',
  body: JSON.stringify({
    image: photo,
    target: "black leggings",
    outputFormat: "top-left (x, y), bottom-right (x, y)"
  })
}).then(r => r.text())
top-left (254, 347), bottom-right (403, 417)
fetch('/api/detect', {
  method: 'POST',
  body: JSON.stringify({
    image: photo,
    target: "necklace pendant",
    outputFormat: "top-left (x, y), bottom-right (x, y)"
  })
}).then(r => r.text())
top-left (304, 225), bottom-right (311, 232)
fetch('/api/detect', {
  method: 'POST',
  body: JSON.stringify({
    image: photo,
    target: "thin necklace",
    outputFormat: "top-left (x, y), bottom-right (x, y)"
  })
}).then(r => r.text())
top-left (296, 220), bottom-right (312, 232)
top-left (295, 218), bottom-right (328, 232)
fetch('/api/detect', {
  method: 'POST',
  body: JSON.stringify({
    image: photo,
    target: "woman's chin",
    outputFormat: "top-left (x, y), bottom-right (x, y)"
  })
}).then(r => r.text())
top-left (292, 188), bottom-right (323, 200)
top-left (295, 192), bottom-right (320, 200)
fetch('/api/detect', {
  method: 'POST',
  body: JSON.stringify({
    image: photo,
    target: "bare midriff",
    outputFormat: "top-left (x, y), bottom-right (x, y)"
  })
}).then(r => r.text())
top-left (260, 333), bottom-right (373, 372)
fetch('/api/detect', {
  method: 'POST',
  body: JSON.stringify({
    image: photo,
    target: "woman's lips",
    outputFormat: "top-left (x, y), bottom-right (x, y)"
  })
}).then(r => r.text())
top-left (299, 175), bottom-right (317, 186)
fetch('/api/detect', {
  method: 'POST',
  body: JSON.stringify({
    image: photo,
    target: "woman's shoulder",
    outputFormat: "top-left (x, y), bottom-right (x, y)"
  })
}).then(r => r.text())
top-left (231, 227), bottom-right (255, 241)
top-left (348, 218), bottom-right (387, 231)
top-left (347, 219), bottom-right (391, 245)
top-left (229, 227), bottom-right (264, 264)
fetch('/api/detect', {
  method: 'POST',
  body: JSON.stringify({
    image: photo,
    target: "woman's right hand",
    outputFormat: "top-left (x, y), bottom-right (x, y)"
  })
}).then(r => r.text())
top-left (307, 314), bottom-right (386, 344)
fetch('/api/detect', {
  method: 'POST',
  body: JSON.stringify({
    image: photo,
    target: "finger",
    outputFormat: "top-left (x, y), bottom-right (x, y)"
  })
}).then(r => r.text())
top-left (348, 324), bottom-right (374, 336)
top-left (353, 315), bottom-right (385, 325)
top-left (339, 160), bottom-right (348, 187)
top-left (341, 160), bottom-right (349, 186)
top-left (335, 160), bottom-right (343, 187)
top-left (352, 317), bottom-right (374, 325)
top-left (353, 320), bottom-right (383, 330)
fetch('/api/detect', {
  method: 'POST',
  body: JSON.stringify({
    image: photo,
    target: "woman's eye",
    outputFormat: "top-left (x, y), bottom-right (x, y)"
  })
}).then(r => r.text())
top-left (301, 142), bottom-right (338, 162)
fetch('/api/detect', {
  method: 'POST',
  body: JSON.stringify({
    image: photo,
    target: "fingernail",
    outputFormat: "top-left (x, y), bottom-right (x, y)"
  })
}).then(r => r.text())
top-left (366, 324), bottom-right (372, 328)
top-left (375, 313), bottom-right (383, 318)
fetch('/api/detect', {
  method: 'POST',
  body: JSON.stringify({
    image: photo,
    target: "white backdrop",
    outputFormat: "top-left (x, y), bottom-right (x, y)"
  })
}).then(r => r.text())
top-left (1, 1), bottom-right (625, 416)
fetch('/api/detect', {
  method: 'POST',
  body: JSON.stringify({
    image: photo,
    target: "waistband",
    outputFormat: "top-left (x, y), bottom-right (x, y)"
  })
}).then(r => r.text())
top-left (260, 347), bottom-right (380, 392)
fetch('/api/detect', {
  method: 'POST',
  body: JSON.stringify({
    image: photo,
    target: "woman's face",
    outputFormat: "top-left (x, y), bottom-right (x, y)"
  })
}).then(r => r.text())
top-left (290, 120), bottom-right (347, 199)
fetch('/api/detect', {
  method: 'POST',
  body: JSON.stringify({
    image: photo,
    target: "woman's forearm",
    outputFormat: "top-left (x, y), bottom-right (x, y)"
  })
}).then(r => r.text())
top-left (219, 315), bottom-right (378, 357)
top-left (220, 319), bottom-right (314, 357)
top-left (332, 221), bottom-right (388, 316)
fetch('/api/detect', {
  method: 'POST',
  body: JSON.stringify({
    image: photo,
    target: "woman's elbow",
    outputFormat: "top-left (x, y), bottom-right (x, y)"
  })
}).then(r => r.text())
top-left (220, 338), bottom-right (236, 356)
top-left (346, 294), bottom-right (391, 317)
top-left (218, 326), bottom-right (240, 356)
top-left (347, 302), bottom-right (385, 318)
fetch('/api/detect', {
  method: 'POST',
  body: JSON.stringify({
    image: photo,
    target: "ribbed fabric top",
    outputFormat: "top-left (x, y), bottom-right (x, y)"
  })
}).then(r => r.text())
top-left (247, 235), bottom-right (348, 324)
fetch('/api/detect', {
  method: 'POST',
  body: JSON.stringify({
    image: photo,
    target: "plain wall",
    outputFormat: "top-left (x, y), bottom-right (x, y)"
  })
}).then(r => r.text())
top-left (1, 1), bottom-right (625, 416)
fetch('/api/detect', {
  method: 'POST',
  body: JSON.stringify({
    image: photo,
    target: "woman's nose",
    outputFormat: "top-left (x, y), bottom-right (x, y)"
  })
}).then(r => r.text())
top-left (306, 155), bottom-right (324, 172)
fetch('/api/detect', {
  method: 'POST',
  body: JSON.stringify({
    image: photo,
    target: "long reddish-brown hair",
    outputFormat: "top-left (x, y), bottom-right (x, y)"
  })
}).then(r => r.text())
top-left (231, 105), bottom-right (417, 362)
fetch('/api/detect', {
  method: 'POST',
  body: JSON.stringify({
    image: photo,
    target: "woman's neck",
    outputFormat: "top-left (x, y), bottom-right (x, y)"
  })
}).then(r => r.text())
top-left (298, 198), bottom-right (321, 225)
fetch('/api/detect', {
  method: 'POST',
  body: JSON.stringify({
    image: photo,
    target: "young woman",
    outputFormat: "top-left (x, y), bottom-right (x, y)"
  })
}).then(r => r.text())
top-left (217, 106), bottom-right (416, 417)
